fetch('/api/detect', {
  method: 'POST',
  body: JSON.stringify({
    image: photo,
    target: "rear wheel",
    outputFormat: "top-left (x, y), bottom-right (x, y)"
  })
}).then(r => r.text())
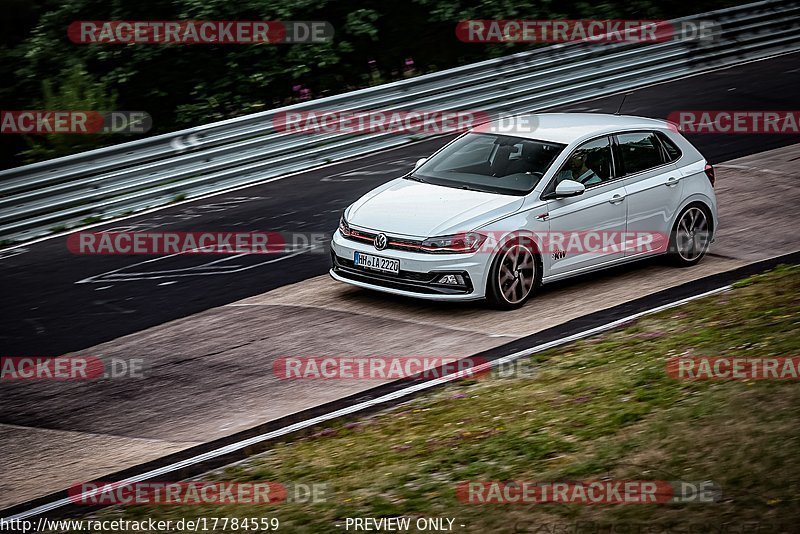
top-left (668, 205), bottom-right (712, 267)
top-left (486, 241), bottom-right (538, 310)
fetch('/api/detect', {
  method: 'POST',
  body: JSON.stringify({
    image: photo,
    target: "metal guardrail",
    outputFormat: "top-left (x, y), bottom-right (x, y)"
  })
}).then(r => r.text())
top-left (1, 0), bottom-right (798, 243)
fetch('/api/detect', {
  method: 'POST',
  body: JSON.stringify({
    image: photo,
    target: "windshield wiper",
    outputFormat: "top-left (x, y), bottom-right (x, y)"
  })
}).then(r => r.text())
top-left (407, 175), bottom-right (491, 193)
top-left (455, 184), bottom-right (490, 193)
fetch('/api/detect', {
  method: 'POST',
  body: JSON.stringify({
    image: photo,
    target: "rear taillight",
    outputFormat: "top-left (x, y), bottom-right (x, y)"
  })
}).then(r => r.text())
top-left (704, 164), bottom-right (715, 187)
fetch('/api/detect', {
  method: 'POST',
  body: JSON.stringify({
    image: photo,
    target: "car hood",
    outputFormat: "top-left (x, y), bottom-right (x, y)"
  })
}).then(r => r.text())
top-left (346, 178), bottom-right (524, 238)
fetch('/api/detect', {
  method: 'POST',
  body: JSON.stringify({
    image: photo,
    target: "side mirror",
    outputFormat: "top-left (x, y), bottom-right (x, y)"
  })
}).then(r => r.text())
top-left (553, 179), bottom-right (585, 198)
top-left (414, 157), bottom-right (427, 170)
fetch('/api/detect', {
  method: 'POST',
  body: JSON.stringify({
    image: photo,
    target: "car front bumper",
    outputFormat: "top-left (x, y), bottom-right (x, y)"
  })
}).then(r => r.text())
top-left (329, 231), bottom-right (490, 301)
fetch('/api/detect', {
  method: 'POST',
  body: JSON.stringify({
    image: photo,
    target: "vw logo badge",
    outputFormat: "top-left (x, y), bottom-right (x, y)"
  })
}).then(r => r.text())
top-left (374, 233), bottom-right (388, 251)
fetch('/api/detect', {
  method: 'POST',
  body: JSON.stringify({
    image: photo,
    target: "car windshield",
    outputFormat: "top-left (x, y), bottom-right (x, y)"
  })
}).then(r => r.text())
top-left (410, 133), bottom-right (566, 195)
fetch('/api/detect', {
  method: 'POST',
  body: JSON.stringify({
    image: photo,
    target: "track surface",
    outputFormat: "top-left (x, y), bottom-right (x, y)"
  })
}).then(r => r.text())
top-left (1, 54), bottom-right (800, 511)
top-left (2, 145), bottom-right (799, 510)
top-left (1, 53), bottom-right (800, 356)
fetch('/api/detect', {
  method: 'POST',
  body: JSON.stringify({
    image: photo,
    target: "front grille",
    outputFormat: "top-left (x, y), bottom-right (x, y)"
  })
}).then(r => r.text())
top-left (344, 229), bottom-right (425, 252)
top-left (331, 252), bottom-right (473, 295)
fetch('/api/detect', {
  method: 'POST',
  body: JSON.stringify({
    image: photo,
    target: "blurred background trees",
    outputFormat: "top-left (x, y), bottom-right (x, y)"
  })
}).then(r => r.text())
top-left (0, 0), bottom-right (743, 167)
top-left (20, 65), bottom-right (118, 161)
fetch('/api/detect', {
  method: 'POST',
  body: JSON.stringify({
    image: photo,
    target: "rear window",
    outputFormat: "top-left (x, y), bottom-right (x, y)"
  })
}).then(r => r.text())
top-left (616, 132), bottom-right (664, 175)
top-left (656, 132), bottom-right (682, 162)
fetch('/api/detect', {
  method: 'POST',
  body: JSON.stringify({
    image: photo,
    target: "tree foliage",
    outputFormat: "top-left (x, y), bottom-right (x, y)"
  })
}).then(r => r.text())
top-left (21, 65), bottom-right (118, 161)
top-left (0, 0), bottom-right (742, 167)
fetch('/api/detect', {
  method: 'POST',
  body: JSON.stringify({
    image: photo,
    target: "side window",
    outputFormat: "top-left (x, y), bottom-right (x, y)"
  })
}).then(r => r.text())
top-left (616, 132), bottom-right (664, 175)
top-left (550, 136), bottom-right (613, 190)
top-left (656, 132), bottom-right (682, 162)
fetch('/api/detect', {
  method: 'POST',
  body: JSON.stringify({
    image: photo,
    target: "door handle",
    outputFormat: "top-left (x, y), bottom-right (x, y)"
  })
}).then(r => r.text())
top-left (608, 194), bottom-right (626, 205)
top-left (664, 176), bottom-right (681, 187)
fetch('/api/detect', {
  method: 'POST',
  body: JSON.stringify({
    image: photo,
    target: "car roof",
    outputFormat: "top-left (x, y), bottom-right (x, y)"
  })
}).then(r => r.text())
top-left (476, 112), bottom-right (672, 144)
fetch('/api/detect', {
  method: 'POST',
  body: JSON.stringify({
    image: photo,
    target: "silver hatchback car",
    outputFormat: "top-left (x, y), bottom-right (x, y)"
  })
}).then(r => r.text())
top-left (331, 113), bottom-right (717, 309)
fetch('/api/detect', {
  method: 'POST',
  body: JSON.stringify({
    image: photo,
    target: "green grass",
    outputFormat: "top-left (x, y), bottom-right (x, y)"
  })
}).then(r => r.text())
top-left (77, 265), bottom-right (800, 533)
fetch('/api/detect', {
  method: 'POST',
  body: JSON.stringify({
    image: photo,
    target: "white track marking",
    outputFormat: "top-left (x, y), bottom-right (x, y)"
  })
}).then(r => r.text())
top-left (75, 247), bottom-right (316, 283)
top-left (716, 164), bottom-right (783, 175)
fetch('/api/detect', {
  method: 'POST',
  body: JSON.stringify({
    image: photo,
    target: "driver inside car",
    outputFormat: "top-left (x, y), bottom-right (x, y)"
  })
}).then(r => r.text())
top-left (556, 151), bottom-right (601, 186)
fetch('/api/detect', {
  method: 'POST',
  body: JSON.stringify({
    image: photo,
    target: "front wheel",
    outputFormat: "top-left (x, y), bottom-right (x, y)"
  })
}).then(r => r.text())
top-left (667, 205), bottom-right (712, 267)
top-left (486, 241), bottom-right (539, 310)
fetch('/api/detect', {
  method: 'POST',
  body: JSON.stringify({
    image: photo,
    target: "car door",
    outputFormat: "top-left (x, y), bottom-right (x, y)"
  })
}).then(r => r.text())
top-left (542, 135), bottom-right (628, 277)
top-left (614, 131), bottom-right (684, 257)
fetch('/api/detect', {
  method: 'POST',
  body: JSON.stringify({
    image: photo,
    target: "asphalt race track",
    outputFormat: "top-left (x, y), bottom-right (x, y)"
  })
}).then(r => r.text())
top-left (1, 53), bottom-right (799, 357)
top-left (1, 52), bottom-right (800, 511)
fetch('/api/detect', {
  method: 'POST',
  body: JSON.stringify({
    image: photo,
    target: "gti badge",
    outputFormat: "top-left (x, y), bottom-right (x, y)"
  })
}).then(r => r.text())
top-left (374, 233), bottom-right (388, 251)
top-left (553, 249), bottom-right (567, 260)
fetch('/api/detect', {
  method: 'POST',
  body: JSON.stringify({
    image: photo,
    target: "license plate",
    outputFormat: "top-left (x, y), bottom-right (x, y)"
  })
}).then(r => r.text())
top-left (354, 251), bottom-right (400, 274)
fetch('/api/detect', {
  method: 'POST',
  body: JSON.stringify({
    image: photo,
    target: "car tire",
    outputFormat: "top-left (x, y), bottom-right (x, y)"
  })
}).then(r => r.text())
top-left (486, 239), bottom-right (540, 310)
top-left (667, 204), bottom-right (713, 267)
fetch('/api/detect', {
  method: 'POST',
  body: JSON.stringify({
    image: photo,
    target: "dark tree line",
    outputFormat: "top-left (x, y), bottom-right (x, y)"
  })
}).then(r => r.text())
top-left (0, 0), bottom-right (742, 167)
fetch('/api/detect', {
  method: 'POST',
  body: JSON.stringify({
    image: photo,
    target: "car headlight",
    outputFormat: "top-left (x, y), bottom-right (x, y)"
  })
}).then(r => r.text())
top-left (420, 232), bottom-right (487, 253)
top-left (338, 214), bottom-right (351, 237)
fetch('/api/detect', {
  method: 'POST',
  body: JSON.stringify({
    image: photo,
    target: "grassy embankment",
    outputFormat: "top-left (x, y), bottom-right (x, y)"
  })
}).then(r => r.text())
top-left (80, 266), bottom-right (800, 533)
